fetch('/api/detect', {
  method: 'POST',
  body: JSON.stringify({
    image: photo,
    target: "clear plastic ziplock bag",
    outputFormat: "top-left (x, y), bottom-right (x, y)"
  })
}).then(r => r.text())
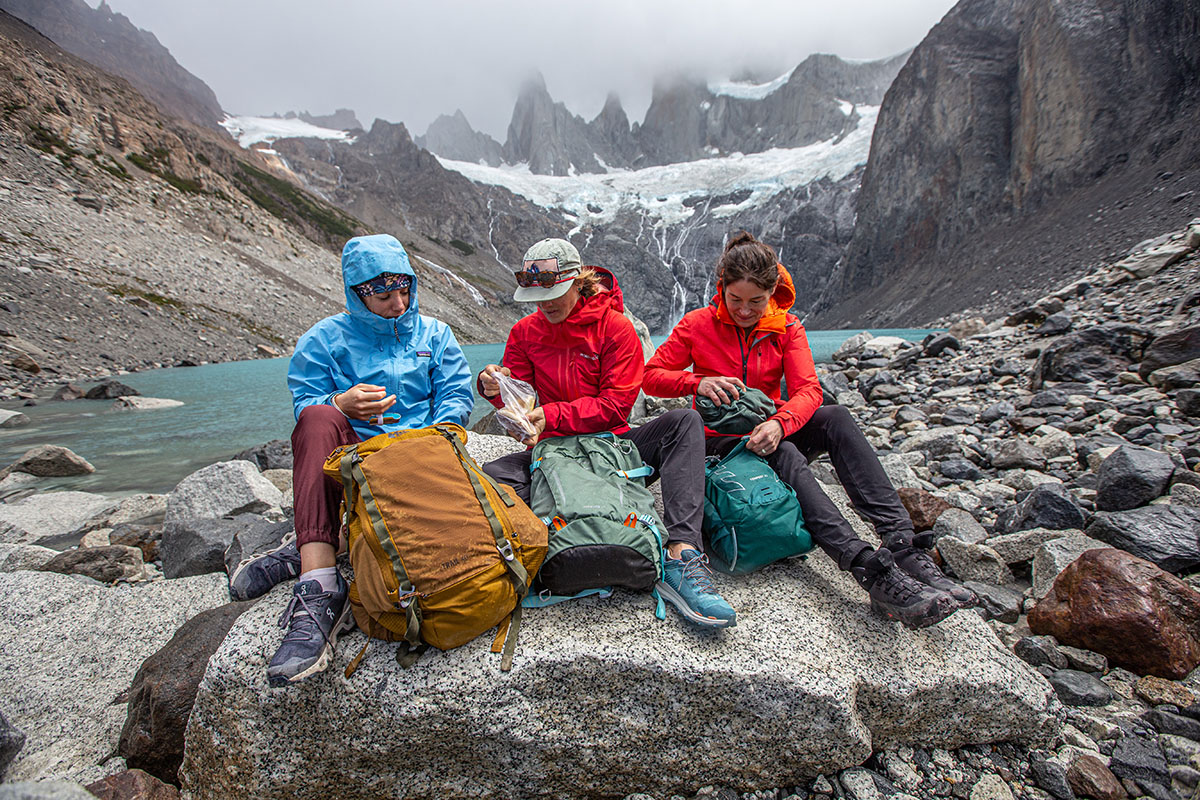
top-left (494, 372), bottom-right (538, 440)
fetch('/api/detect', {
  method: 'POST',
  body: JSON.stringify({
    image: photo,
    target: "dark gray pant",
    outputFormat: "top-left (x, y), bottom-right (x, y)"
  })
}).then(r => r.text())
top-left (481, 408), bottom-right (705, 550)
top-left (706, 404), bottom-right (915, 571)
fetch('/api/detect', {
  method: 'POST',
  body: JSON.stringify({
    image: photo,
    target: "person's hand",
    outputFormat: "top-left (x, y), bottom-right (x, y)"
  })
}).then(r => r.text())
top-left (697, 376), bottom-right (745, 406)
top-left (520, 406), bottom-right (546, 447)
top-left (746, 419), bottom-right (784, 456)
top-left (480, 364), bottom-right (511, 398)
top-left (333, 384), bottom-right (396, 422)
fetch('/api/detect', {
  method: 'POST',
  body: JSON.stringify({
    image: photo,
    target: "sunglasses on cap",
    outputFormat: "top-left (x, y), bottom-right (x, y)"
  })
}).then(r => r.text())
top-left (513, 258), bottom-right (577, 288)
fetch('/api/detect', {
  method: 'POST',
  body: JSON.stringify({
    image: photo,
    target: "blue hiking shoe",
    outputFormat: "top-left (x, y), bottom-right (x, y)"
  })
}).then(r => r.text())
top-left (229, 534), bottom-right (301, 601)
top-left (656, 548), bottom-right (737, 628)
top-left (267, 573), bottom-right (353, 687)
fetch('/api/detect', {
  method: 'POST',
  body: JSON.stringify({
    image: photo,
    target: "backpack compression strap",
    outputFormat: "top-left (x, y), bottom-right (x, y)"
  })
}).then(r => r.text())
top-left (437, 428), bottom-right (531, 597)
top-left (337, 447), bottom-right (423, 646)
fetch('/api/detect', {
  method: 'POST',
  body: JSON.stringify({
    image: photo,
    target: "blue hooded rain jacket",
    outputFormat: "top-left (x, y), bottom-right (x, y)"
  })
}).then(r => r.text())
top-left (287, 234), bottom-right (474, 440)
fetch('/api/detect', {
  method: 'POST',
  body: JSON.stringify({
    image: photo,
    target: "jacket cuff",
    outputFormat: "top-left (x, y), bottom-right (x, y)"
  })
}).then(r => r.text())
top-left (478, 372), bottom-right (504, 409)
top-left (770, 411), bottom-right (799, 438)
top-left (541, 402), bottom-right (560, 433)
top-left (326, 392), bottom-right (351, 418)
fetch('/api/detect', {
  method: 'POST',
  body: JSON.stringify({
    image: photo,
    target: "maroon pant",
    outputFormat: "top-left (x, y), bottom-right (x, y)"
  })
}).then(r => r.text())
top-left (292, 405), bottom-right (360, 548)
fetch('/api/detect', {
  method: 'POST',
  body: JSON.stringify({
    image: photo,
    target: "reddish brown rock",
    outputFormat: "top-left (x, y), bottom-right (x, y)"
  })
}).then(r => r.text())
top-left (1135, 675), bottom-right (1196, 708)
top-left (1066, 754), bottom-right (1126, 800)
top-left (86, 768), bottom-right (180, 799)
top-left (1028, 548), bottom-right (1200, 679)
top-left (897, 487), bottom-right (952, 532)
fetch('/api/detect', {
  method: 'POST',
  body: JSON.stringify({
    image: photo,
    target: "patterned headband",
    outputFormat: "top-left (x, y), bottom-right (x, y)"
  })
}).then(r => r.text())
top-left (353, 273), bottom-right (411, 299)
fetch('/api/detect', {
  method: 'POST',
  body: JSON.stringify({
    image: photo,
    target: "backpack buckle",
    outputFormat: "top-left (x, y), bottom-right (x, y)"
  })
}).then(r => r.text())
top-left (498, 540), bottom-right (515, 562)
top-left (396, 589), bottom-right (421, 609)
top-left (622, 513), bottom-right (638, 528)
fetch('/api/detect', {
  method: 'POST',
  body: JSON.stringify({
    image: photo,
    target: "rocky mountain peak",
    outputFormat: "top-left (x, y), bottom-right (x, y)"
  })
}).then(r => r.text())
top-left (503, 71), bottom-right (603, 176)
top-left (415, 109), bottom-right (503, 166)
top-left (288, 108), bottom-right (362, 131)
top-left (0, 0), bottom-right (224, 128)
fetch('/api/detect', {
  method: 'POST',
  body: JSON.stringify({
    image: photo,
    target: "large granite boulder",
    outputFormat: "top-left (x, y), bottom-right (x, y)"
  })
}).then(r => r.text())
top-left (9, 446), bottom-right (95, 477)
top-left (1086, 505), bottom-right (1200, 573)
top-left (0, 782), bottom-right (97, 799)
top-left (1029, 548), bottom-right (1200, 679)
top-left (0, 572), bottom-right (228, 784)
top-left (1095, 445), bottom-right (1176, 511)
top-left (120, 602), bottom-right (256, 785)
top-left (181, 485), bottom-right (1060, 800)
top-left (164, 462), bottom-right (283, 523)
top-left (38, 545), bottom-right (146, 583)
top-left (0, 708), bottom-right (24, 779)
top-left (233, 440), bottom-right (293, 472)
top-left (0, 492), bottom-right (118, 546)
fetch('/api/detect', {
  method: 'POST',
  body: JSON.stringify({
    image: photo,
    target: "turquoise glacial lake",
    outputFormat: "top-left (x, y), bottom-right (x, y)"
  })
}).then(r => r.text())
top-left (0, 329), bottom-right (932, 495)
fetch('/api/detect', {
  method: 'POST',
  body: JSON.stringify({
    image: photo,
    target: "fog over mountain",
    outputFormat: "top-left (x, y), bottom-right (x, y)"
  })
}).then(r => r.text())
top-left (93, 0), bottom-right (956, 139)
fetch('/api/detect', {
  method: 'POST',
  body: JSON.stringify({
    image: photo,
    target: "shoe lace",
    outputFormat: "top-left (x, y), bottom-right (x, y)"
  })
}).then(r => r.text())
top-left (235, 535), bottom-right (298, 574)
top-left (277, 589), bottom-right (335, 647)
top-left (876, 566), bottom-right (921, 604)
top-left (680, 553), bottom-right (720, 596)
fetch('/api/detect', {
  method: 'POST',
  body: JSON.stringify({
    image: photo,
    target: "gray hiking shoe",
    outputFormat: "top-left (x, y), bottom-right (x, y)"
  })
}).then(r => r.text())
top-left (852, 548), bottom-right (957, 630)
top-left (229, 534), bottom-right (301, 601)
top-left (267, 573), bottom-right (353, 687)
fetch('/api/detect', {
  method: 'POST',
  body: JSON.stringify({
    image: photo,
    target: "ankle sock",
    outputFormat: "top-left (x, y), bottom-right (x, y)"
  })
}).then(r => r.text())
top-left (299, 567), bottom-right (340, 592)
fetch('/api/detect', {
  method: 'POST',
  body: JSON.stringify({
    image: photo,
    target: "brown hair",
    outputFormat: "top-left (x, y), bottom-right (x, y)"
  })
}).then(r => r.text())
top-left (717, 231), bottom-right (779, 291)
top-left (575, 266), bottom-right (602, 298)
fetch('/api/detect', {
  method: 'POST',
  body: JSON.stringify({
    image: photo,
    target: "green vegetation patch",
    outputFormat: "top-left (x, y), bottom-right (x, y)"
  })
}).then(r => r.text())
top-left (449, 239), bottom-right (476, 256)
top-left (126, 149), bottom-right (204, 195)
top-left (28, 124), bottom-right (79, 166)
top-left (233, 160), bottom-right (358, 243)
top-left (106, 283), bottom-right (184, 309)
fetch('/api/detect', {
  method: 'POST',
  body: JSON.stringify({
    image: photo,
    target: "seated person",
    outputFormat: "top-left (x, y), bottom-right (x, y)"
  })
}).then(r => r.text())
top-left (642, 231), bottom-right (975, 629)
top-left (230, 233), bottom-right (473, 686)
top-left (478, 237), bottom-right (736, 629)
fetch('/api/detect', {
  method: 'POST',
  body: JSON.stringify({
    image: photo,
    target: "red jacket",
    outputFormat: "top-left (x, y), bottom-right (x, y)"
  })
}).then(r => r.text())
top-left (643, 263), bottom-right (823, 438)
top-left (483, 267), bottom-right (643, 438)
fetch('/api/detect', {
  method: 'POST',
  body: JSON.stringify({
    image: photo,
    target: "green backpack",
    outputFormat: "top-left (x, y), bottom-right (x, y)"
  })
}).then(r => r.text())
top-left (528, 433), bottom-right (664, 598)
top-left (695, 387), bottom-right (778, 434)
top-left (702, 439), bottom-right (814, 574)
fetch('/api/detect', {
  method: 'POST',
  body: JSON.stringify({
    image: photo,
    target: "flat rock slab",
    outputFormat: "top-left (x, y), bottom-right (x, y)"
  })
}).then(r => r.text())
top-left (0, 572), bottom-right (229, 784)
top-left (182, 484), bottom-right (1060, 800)
top-left (0, 492), bottom-right (117, 545)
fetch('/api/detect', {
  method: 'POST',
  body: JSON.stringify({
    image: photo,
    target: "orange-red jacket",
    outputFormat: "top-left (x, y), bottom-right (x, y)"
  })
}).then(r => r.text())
top-left (642, 263), bottom-right (822, 438)
top-left (482, 267), bottom-right (643, 438)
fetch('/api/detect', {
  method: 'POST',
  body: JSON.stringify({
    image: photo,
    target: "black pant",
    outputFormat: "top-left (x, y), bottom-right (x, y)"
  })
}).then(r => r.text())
top-left (706, 405), bottom-right (914, 571)
top-left (482, 408), bottom-right (705, 550)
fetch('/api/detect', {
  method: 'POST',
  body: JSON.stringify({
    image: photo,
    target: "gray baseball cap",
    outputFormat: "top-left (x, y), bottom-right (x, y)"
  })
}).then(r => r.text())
top-left (513, 238), bottom-right (582, 302)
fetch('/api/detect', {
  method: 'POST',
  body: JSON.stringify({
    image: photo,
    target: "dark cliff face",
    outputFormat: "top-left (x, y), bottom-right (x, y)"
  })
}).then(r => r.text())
top-left (504, 75), bottom-right (604, 176)
top-left (817, 0), bottom-right (1200, 327)
top-left (0, 0), bottom-right (224, 128)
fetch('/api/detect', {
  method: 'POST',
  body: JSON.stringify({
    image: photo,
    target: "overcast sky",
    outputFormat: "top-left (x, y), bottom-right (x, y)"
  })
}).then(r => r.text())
top-left (96, 0), bottom-right (957, 140)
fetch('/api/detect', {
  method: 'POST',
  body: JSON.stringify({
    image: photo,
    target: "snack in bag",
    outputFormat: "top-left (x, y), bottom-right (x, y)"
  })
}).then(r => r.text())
top-left (494, 372), bottom-right (538, 440)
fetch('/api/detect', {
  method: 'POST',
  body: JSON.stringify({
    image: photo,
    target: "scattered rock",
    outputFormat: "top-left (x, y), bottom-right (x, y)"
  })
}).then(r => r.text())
top-left (232, 440), bottom-right (292, 471)
top-left (1086, 505), bottom-right (1200, 573)
top-left (1030, 326), bottom-right (1151, 389)
top-left (163, 461), bottom-right (283, 523)
top-left (964, 581), bottom-right (1023, 623)
top-left (1139, 326), bottom-right (1200, 381)
top-left (988, 528), bottom-right (1073, 566)
top-left (1095, 446), bottom-right (1176, 511)
top-left (120, 601), bottom-right (255, 785)
top-left (0, 543), bottom-right (57, 572)
top-left (1029, 548), bottom-right (1200, 679)
top-left (897, 487), bottom-right (951, 531)
top-left (1108, 733), bottom-right (1171, 790)
top-left (162, 513), bottom-right (276, 579)
top-left (50, 384), bottom-right (85, 402)
top-left (10, 445), bottom-right (95, 477)
top-left (1031, 535), bottom-right (1110, 598)
top-left (1134, 675), bottom-right (1195, 708)
top-left (0, 781), bottom-right (98, 799)
top-left (990, 440), bottom-right (1046, 471)
top-left (221, 517), bottom-right (292, 578)
top-left (0, 491), bottom-right (117, 546)
top-left (84, 380), bottom-right (139, 400)
top-left (38, 545), bottom-right (145, 583)
top-left (997, 484), bottom-right (1087, 534)
top-left (111, 397), bottom-right (183, 411)
top-left (1046, 669), bottom-right (1116, 707)
top-left (931, 508), bottom-right (989, 545)
top-left (1014, 636), bottom-right (1069, 669)
top-left (0, 708), bottom-right (25, 779)
top-left (85, 769), bottom-right (179, 800)
top-left (1066, 753), bottom-right (1127, 800)
top-left (0, 409), bottom-right (29, 428)
top-left (937, 537), bottom-right (1015, 585)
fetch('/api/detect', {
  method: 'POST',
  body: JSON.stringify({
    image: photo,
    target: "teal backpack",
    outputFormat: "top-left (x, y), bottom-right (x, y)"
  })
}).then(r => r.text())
top-left (527, 433), bottom-right (665, 599)
top-left (702, 439), bottom-right (814, 574)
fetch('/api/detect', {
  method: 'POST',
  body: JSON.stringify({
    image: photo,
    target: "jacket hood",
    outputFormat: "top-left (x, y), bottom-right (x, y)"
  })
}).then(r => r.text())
top-left (341, 234), bottom-right (419, 337)
top-left (713, 262), bottom-right (796, 335)
top-left (531, 266), bottom-right (626, 346)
